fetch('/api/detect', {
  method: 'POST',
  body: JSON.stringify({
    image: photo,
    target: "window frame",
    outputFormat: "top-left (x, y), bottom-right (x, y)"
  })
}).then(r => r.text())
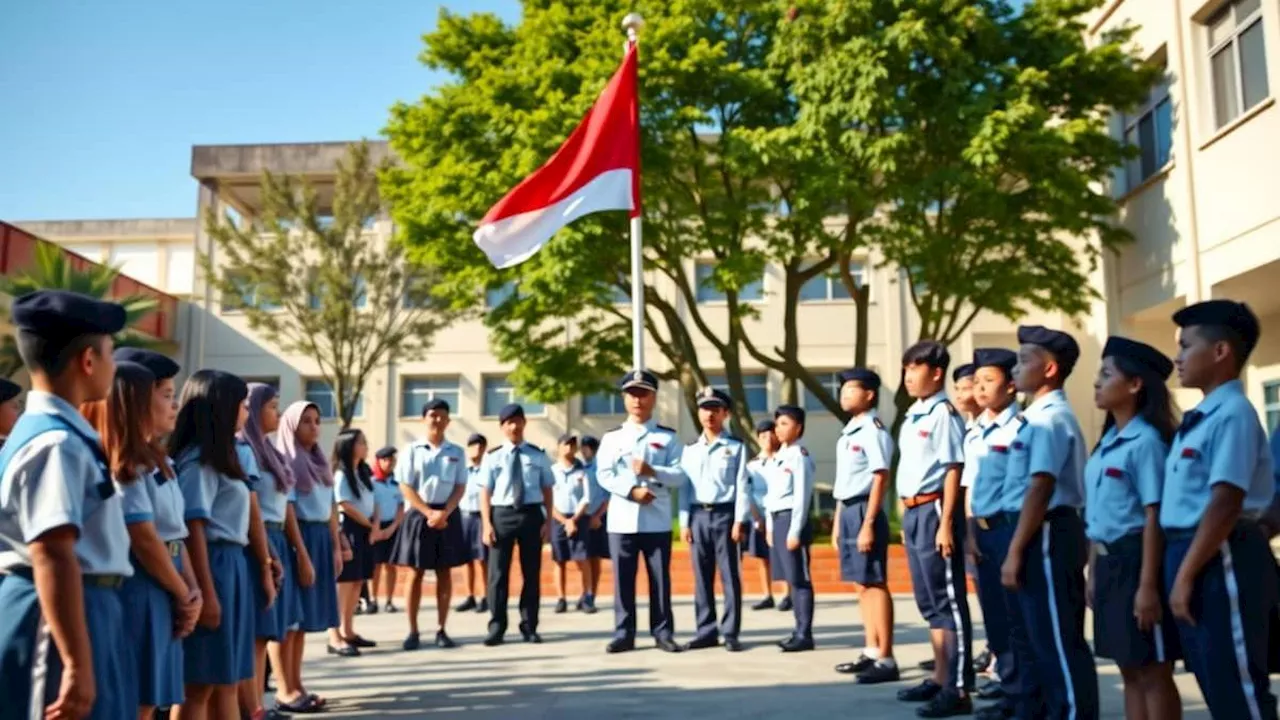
top-left (303, 378), bottom-right (364, 421)
top-left (480, 374), bottom-right (546, 418)
top-left (705, 372), bottom-right (769, 414)
top-left (1119, 59), bottom-right (1173, 193)
top-left (582, 391), bottom-right (627, 416)
top-left (399, 376), bottom-right (462, 418)
top-left (219, 270), bottom-right (281, 313)
top-left (802, 371), bottom-right (844, 412)
top-left (694, 261), bottom-right (765, 304)
top-left (1264, 379), bottom-right (1280, 434)
top-left (798, 261), bottom-right (870, 303)
top-left (1206, 0), bottom-right (1268, 130)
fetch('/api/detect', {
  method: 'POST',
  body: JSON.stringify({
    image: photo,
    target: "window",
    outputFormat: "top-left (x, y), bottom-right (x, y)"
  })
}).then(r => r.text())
top-left (486, 281), bottom-right (517, 309)
top-left (166, 245), bottom-right (195, 295)
top-left (401, 377), bottom-right (461, 417)
top-left (799, 263), bottom-right (868, 302)
top-left (1207, 0), bottom-right (1268, 129)
top-left (220, 271), bottom-right (279, 312)
top-left (109, 244), bottom-right (160, 287)
top-left (304, 379), bottom-right (363, 420)
top-left (308, 273), bottom-right (366, 309)
top-left (482, 375), bottom-right (545, 417)
top-left (706, 373), bottom-right (768, 413)
top-left (695, 261), bottom-right (764, 303)
top-left (583, 391), bottom-right (626, 416)
top-left (1118, 67), bottom-right (1173, 193)
top-left (242, 376), bottom-right (280, 392)
top-left (1265, 380), bottom-right (1280, 434)
top-left (803, 371), bottom-right (844, 412)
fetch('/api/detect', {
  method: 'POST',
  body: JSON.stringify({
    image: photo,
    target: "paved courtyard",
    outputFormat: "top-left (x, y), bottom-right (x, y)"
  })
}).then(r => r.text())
top-left (285, 594), bottom-right (1215, 718)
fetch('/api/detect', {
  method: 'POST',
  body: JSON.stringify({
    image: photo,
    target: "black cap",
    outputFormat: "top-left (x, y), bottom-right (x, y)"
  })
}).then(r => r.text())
top-left (754, 419), bottom-right (776, 433)
top-left (11, 290), bottom-right (127, 340)
top-left (774, 404), bottom-right (806, 425)
top-left (619, 369), bottom-right (658, 393)
top-left (557, 432), bottom-right (578, 445)
top-left (580, 435), bottom-right (599, 450)
top-left (952, 363), bottom-right (976, 382)
top-left (1172, 300), bottom-right (1261, 357)
top-left (1103, 336), bottom-right (1174, 381)
top-left (837, 368), bottom-right (881, 392)
top-left (113, 348), bottom-right (179, 380)
top-left (973, 348), bottom-right (1017, 374)
top-left (695, 386), bottom-right (732, 410)
top-left (0, 378), bottom-right (22, 403)
top-left (498, 403), bottom-right (525, 423)
top-left (466, 433), bottom-right (487, 447)
top-left (1017, 325), bottom-right (1080, 377)
top-left (375, 446), bottom-right (397, 460)
top-left (422, 398), bottom-right (450, 415)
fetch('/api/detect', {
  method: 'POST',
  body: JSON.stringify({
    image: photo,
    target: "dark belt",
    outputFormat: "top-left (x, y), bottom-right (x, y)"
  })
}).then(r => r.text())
top-left (1165, 519), bottom-right (1259, 543)
top-left (299, 520), bottom-right (329, 527)
top-left (770, 509), bottom-right (791, 518)
top-left (974, 513), bottom-right (1012, 531)
top-left (166, 540), bottom-right (183, 558)
top-left (1094, 531), bottom-right (1142, 557)
top-left (837, 495), bottom-right (870, 508)
top-left (264, 521), bottom-right (284, 532)
top-left (85, 574), bottom-right (125, 590)
top-left (693, 502), bottom-right (734, 512)
top-left (902, 492), bottom-right (942, 510)
top-left (496, 504), bottom-right (543, 511)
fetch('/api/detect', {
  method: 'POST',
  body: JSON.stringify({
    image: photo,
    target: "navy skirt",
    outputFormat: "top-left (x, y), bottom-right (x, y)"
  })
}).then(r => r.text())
top-left (588, 513), bottom-right (610, 559)
top-left (551, 517), bottom-right (591, 562)
top-left (372, 519), bottom-right (398, 565)
top-left (298, 521), bottom-right (339, 633)
top-left (393, 507), bottom-right (465, 571)
top-left (742, 518), bottom-right (769, 560)
top-left (338, 517), bottom-right (375, 583)
top-left (121, 551), bottom-right (185, 707)
top-left (254, 527), bottom-right (302, 640)
top-left (184, 541), bottom-right (255, 685)
top-left (460, 511), bottom-right (489, 563)
top-left (1093, 532), bottom-right (1181, 667)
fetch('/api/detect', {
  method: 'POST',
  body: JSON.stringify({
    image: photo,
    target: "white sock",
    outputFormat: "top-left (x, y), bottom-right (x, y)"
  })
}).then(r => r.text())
top-left (876, 656), bottom-right (897, 668)
top-left (863, 647), bottom-right (881, 660)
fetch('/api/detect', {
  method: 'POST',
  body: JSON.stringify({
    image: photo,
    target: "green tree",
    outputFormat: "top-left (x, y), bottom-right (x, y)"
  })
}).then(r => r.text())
top-left (200, 142), bottom-right (453, 429)
top-left (0, 241), bottom-right (159, 377)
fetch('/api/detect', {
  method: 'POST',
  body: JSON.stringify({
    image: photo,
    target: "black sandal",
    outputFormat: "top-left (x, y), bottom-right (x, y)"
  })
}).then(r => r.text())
top-left (274, 695), bottom-right (323, 714)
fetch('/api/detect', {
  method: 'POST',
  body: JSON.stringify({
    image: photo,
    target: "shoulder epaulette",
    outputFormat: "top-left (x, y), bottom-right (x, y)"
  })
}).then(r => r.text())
top-left (799, 447), bottom-right (809, 456)
top-left (605, 425), bottom-right (623, 434)
top-left (525, 443), bottom-right (543, 453)
top-left (657, 424), bottom-right (677, 433)
top-left (943, 400), bottom-right (959, 417)
top-left (487, 446), bottom-right (502, 454)
top-left (873, 417), bottom-right (885, 430)
top-left (1014, 413), bottom-right (1027, 426)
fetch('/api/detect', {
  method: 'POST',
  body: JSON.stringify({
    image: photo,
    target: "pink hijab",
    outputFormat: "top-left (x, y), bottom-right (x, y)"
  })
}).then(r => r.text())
top-left (275, 400), bottom-right (333, 494)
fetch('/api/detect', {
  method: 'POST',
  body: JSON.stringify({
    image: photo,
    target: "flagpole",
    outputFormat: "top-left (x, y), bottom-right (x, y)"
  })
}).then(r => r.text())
top-left (623, 12), bottom-right (645, 372)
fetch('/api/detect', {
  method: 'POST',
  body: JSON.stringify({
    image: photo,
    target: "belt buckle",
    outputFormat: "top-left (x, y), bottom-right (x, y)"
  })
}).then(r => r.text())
top-left (701, 503), bottom-right (714, 511)
top-left (976, 517), bottom-right (990, 531)
top-left (1096, 543), bottom-right (1109, 557)
top-left (168, 541), bottom-right (182, 558)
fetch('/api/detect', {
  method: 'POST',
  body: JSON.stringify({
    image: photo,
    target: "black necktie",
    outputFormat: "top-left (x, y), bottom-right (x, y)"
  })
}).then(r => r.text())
top-left (511, 446), bottom-right (524, 506)
top-left (1178, 411), bottom-right (1204, 437)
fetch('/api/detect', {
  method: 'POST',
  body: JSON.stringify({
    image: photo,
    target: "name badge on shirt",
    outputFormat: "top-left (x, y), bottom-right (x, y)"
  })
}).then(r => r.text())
top-left (649, 441), bottom-right (665, 450)
top-left (850, 445), bottom-right (863, 453)
top-left (1011, 441), bottom-right (1026, 451)
top-left (1103, 467), bottom-right (1124, 479)
top-left (991, 445), bottom-right (1009, 454)
top-left (1180, 447), bottom-right (1200, 460)
top-left (918, 430), bottom-right (930, 438)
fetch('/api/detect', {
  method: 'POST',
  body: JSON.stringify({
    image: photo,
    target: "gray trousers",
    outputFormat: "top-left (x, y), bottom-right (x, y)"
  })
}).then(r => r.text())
top-left (609, 531), bottom-right (674, 642)
top-left (690, 504), bottom-right (741, 641)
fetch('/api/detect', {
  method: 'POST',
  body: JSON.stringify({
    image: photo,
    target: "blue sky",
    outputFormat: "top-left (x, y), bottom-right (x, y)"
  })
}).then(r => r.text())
top-left (0, 0), bottom-right (520, 220)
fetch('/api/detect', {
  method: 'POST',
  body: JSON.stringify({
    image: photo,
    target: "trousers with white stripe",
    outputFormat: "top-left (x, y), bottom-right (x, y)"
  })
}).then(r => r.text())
top-left (1165, 523), bottom-right (1278, 720)
top-left (903, 501), bottom-right (974, 693)
top-left (1016, 509), bottom-right (1099, 720)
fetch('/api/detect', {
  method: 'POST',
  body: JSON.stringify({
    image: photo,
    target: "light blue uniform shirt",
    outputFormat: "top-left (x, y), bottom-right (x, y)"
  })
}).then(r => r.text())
top-left (1085, 417), bottom-right (1166, 543)
top-left (119, 461), bottom-right (189, 543)
top-left (293, 480), bottom-right (334, 523)
top-left (679, 433), bottom-right (750, 530)
top-left (833, 412), bottom-right (893, 502)
top-left (999, 389), bottom-right (1087, 514)
top-left (237, 443), bottom-right (289, 525)
top-left (896, 391), bottom-right (965, 498)
top-left (482, 441), bottom-right (554, 508)
top-left (745, 456), bottom-right (772, 517)
top-left (1161, 380), bottom-right (1275, 530)
top-left (596, 419), bottom-right (686, 534)
top-left (0, 391), bottom-right (133, 576)
top-left (551, 461), bottom-right (591, 516)
top-left (335, 470), bottom-right (378, 521)
top-left (459, 464), bottom-right (485, 513)
top-left (371, 478), bottom-right (402, 522)
top-left (961, 404), bottom-right (1023, 519)
top-left (583, 461), bottom-right (607, 515)
top-left (397, 440), bottom-right (465, 507)
top-left (178, 448), bottom-right (251, 546)
top-left (764, 443), bottom-right (815, 541)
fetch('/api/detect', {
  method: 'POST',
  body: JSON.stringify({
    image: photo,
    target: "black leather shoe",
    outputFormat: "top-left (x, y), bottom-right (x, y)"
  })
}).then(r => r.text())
top-left (976, 679), bottom-right (1004, 700)
top-left (752, 596), bottom-right (776, 610)
top-left (918, 659), bottom-right (936, 671)
top-left (777, 596), bottom-right (793, 612)
top-left (856, 662), bottom-right (901, 684)
top-left (898, 679), bottom-right (942, 703)
top-left (583, 599), bottom-right (598, 614)
top-left (724, 638), bottom-right (744, 652)
top-left (364, 601), bottom-right (378, 615)
top-left (974, 704), bottom-right (1014, 720)
top-left (916, 691), bottom-right (972, 718)
top-left (655, 637), bottom-right (682, 653)
top-left (402, 632), bottom-right (420, 651)
top-left (519, 624), bottom-right (541, 644)
top-left (326, 644), bottom-right (360, 657)
top-left (776, 634), bottom-right (794, 648)
top-left (683, 635), bottom-right (718, 651)
top-left (476, 598), bottom-right (489, 613)
top-left (554, 598), bottom-right (568, 614)
top-left (835, 655), bottom-right (875, 674)
top-left (779, 636), bottom-right (814, 652)
top-left (436, 630), bottom-right (457, 649)
top-left (606, 637), bottom-right (635, 654)
top-left (344, 635), bottom-right (376, 648)
top-left (384, 601), bottom-right (398, 613)
top-left (483, 632), bottom-right (504, 647)
top-left (455, 596), bottom-right (477, 612)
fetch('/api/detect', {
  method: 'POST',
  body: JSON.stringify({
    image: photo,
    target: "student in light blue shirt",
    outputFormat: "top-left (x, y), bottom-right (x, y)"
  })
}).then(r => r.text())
top-left (579, 435), bottom-right (610, 603)
top-left (331, 429), bottom-right (388, 657)
top-left (1163, 300), bottom-right (1276, 719)
top-left (365, 446), bottom-right (404, 613)
top-left (549, 434), bottom-right (597, 614)
top-left (455, 434), bottom-right (490, 614)
top-left (766, 404), bottom-right (816, 653)
top-left (743, 421), bottom-right (787, 611)
top-left (1084, 337), bottom-right (1182, 718)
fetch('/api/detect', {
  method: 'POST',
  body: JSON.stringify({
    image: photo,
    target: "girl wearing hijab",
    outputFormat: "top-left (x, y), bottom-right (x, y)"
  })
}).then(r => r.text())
top-left (329, 428), bottom-right (388, 654)
top-left (275, 401), bottom-right (347, 712)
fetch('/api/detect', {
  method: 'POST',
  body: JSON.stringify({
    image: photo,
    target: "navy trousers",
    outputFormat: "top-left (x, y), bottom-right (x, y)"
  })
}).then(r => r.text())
top-left (1015, 509), bottom-right (1098, 720)
top-left (609, 531), bottom-right (674, 642)
top-left (690, 505), bottom-right (742, 642)
top-left (769, 510), bottom-right (814, 640)
top-left (1165, 523), bottom-right (1278, 720)
top-left (904, 502), bottom-right (975, 693)
top-left (487, 505), bottom-right (544, 636)
top-left (976, 516), bottom-right (1036, 716)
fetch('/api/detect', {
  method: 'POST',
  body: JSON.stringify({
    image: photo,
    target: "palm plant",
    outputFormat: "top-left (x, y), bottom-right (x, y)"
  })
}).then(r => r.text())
top-left (0, 242), bottom-right (159, 377)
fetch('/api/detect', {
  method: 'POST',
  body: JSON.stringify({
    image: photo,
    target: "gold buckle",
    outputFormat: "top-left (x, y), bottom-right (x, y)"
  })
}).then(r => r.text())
top-left (976, 517), bottom-right (990, 531)
top-left (1096, 543), bottom-right (1109, 557)
top-left (167, 541), bottom-right (183, 558)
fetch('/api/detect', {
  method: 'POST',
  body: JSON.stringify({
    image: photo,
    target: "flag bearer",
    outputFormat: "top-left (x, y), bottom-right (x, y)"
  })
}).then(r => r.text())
top-left (1164, 300), bottom-right (1277, 720)
top-left (679, 387), bottom-right (749, 653)
top-left (744, 420), bottom-right (785, 610)
top-left (456, 433), bottom-right (490, 614)
top-left (0, 290), bottom-right (130, 720)
top-left (1000, 326), bottom-right (1098, 720)
top-left (767, 404), bottom-right (816, 653)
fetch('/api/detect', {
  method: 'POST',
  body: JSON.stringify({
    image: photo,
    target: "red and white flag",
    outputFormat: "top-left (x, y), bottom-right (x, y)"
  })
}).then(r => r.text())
top-left (473, 45), bottom-right (640, 269)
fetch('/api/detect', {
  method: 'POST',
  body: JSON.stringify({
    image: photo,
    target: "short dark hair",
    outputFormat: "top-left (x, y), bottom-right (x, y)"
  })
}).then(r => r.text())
top-left (1195, 323), bottom-right (1251, 371)
top-left (902, 340), bottom-right (950, 372)
top-left (15, 330), bottom-right (107, 377)
top-left (168, 369), bottom-right (249, 480)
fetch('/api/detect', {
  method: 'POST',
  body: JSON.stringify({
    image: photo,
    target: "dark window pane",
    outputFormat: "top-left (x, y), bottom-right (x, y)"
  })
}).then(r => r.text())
top-left (1240, 20), bottom-right (1270, 111)
top-left (1212, 45), bottom-right (1240, 128)
top-left (1138, 113), bottom-right (1157, 179)
top-left (1154, 99), bottom-right (1173, 168)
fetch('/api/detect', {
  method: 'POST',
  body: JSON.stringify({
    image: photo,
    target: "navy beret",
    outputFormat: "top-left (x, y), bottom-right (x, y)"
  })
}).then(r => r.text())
top-left (754, 419), bottom-right (776, 434)
top-left (695, 386), bottom-right (732, 410)
top-left (498, 403), bottom-right (525, 423)
top-left (618, 369), bottom-right (658, 392)
top-left (558, 433), bottom-right (578, 445)
top-left (973, 348), bottom-right (1017, 374)
top-left (375, 446), bottom-right (397, 460)
top-left (1017, 325), bottom-right (1080, 375)
top-left (774, 404), bottom-right (806, 425)
top-left (580, 435), bottom-right (599, 450)
top-left (1103, 336), bottom-right (1173, 381)
top-left (0, 378), bottom-right (22, 404)
top-left (837, 368), bottom-right (881, 392)
top-left (113, 348), bottom-right (179, 380)
top-left (11, 290), bottom-right (126, 340)
top-left (951, 364), bottom-right (976, 382)
top-left (466, 433), bottom-right (487, 447)
top-left (422, 398), bottom-right (450, 414)
top-left (1172, 300), bottom-right (1260, 356)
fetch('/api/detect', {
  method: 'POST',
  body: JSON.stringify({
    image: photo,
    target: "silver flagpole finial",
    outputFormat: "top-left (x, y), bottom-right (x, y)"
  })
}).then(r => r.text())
top-left (622, 13), bottom-right (644, 43)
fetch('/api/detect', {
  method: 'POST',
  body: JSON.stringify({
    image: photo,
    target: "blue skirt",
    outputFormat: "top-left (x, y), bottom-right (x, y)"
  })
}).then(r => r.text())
top-left (184, 541), bottom-right (255, 685)
top-left (121, 553), bottom-right (185, 708)
top-left (298, 521), bottom-right (339, 633)
top-left (0, 573), bottom-right (129, 720)
top-left (254, 527), bottom-right (302, 640)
